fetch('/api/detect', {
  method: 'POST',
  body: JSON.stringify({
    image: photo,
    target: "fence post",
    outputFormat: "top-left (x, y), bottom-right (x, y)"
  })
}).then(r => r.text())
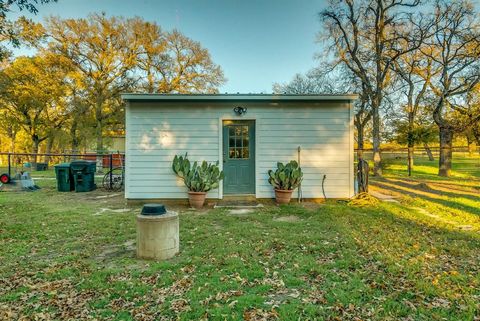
top-left (8, 153), bottom-right (11, 177)
top-left (109, 154), bottom-right (113, 190)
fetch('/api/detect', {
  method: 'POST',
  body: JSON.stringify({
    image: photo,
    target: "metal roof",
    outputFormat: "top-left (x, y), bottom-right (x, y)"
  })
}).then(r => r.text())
top-left (121, 93), bottom-right (359, 101)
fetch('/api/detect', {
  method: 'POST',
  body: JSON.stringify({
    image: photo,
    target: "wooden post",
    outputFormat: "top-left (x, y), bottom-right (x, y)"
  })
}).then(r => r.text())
top-left (109, 154), bottom-right (113, 190)
top-left (8, 153), bottom-right (11, 177)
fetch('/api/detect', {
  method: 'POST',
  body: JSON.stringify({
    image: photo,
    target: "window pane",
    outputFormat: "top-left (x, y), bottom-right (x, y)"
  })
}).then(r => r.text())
top-left (226, 124), bottom-right (251, 159)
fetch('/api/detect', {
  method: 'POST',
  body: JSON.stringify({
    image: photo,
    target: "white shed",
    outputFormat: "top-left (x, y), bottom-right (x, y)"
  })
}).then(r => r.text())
top-left (122, 94), bottom-right (357, 200)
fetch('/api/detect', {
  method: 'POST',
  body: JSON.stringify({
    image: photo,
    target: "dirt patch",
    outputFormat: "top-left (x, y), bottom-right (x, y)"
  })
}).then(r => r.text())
top-left (299, 201), bottom-right (326, 210)
top-left (95, 193), bottom-right (122, 199)
top-left (369, 191), bottom-right (400, 203)
top-left (96, 240), bottom-right (136, 261)
top-left (273, 215), bottom-right (302, 222)
top-left (229, 209), bottom-right (254, 215)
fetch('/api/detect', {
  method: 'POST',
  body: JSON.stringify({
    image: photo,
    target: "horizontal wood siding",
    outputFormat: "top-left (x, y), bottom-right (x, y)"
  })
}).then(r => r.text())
top-left (125, 101), bottom-right (353, 199)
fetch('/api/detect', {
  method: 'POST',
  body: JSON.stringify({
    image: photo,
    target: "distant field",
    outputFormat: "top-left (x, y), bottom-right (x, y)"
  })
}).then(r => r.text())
top-left (357, 152), bottom-right (480, 180)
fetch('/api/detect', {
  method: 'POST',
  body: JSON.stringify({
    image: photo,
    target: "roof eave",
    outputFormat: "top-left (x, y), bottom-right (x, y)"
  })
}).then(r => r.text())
top-left (121, 93), bottom-right (359, 101)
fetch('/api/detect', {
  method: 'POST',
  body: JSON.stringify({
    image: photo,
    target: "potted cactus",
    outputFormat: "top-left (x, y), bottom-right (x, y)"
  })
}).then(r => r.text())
top-left (268, 161), bottom-right (303, 204)
top-left (172, 154), bottom-right (224, 209)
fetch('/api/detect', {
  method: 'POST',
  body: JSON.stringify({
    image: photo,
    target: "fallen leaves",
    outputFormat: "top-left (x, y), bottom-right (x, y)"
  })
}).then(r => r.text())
top-left (200, 289), bottom-right (243, 306)
top-left (0, 275), bottom-right (97, 320)
top-left (170, 298), bottom-right (191, 313)
top-left (243, 307), bottom-right (279, 321)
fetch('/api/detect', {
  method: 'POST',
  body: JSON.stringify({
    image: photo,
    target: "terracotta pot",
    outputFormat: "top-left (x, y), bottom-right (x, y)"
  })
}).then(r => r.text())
top-left (188, 191), bottom-right (207, 209)
top-left (275, 189), bottom-right (293, 204)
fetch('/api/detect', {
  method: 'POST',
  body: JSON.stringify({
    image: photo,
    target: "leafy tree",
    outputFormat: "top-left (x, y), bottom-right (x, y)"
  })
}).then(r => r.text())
top-left (0, 0), bottom-right (53, 60)
top-left (393, 120), bottom-right (437, 160)
top-left (43, 14), bottom-right (226, 156)
top-left (44, 14), bottom-right (141, 154)
top-left (0, 109), bottom-right (19, 152)
top-left (0, 54), bottom-right (71, 164)
top-left (137, 29), bottom-right (225, 93)
top-left (463, 85), bottom-right (480, 155)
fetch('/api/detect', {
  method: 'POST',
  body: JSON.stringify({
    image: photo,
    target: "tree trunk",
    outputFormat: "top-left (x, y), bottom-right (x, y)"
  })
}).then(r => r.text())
top-left (95, 96), bottom-right (104, 171)
top-left (147, 66), bottom-right (155, 93)
top-left (95, 98), bottom-right (104, 154)
top-left (356, 122), bottom-right (365, 160)
top-left (407, 143), bottom-right (414, 177)
top-left (372, 107), bottom-right (382, 176)
top-left (70, 118), bottom-right (80, 153)
top-left (31, 135), bottom-right (40, 169)
top-left (438, 127), bottom-right (453, 177)
top-left (472, 127), bottom-right (480, 155)
top-left (407, 113), bottom-right (414, 177)
top-left (424, 143), bottom-right (434, 161)
top-left (44, 136), bottom-right (54, 164)
top-left (9, 131), bottom-right (16, 153)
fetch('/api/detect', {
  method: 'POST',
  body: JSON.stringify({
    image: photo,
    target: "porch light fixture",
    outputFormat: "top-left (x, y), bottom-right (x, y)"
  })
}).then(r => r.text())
top-left (234, 106), bottom-right (247, 115)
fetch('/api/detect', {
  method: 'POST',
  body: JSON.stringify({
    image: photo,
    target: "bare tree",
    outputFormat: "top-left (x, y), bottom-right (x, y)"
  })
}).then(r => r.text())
top-left (421, 0), bottom-right (480, 176)
top-left (391, 47), bottom-right (435, 175)
top-left (273, 70), bottom-right (326, 94)
top-left (354, 83), bottom-right (372, 159)
top-left (320, 0), bottom-right (427, 176)
top-left (273, 65), bottom-right (371, 159)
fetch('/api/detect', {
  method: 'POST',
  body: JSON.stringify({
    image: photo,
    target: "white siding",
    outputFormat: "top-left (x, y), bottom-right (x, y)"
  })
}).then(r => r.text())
top-left (125, 101), bottom-right (354, 199)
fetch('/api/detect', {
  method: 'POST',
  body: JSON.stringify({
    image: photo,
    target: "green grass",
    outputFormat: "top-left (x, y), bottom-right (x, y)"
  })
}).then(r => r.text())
top-left (381, 154), bottom-right (480, 180)
top-left (1, 156), bottom-right (479, 320)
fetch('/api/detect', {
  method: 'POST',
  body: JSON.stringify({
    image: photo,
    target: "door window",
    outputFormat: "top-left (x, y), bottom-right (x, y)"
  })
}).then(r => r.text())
top-left (228, 125), bottom-right (249, 159)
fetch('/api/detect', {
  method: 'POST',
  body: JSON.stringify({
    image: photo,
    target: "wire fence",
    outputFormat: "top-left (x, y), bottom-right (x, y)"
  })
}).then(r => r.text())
top-left (0, 152), bottom-right (125, 177)
top-left (355, 146), bottom-right (480, 159)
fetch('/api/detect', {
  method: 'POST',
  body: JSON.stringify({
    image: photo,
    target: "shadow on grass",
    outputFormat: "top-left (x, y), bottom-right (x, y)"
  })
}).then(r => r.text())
top-left (372, 180), bottom-right (480, 219)
top-left (380, 178), bottom-right (480, 203)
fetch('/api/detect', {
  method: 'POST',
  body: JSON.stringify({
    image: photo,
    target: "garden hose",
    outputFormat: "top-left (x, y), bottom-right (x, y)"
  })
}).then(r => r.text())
top-left (321, 174), bottom-right (327, 201)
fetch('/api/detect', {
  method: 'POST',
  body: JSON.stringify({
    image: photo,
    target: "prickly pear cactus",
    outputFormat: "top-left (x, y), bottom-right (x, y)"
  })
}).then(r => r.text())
top-left (267, 160), bottom-right (303, 190)
top-left (172, 154), bottom-right (224, 192)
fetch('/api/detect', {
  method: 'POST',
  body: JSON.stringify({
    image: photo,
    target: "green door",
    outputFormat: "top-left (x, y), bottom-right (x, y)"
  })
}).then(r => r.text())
top-left (223, 120), bottom-right (255, 194)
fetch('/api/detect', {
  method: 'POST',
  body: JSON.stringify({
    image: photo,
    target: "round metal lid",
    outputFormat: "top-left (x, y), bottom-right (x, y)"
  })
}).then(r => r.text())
top-left (141, 203), bottom-right (167, 215)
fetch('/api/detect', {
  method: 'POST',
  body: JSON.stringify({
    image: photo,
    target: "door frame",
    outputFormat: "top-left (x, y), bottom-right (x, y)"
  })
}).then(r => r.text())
top-left (218, 117), bottom-right (258, 199)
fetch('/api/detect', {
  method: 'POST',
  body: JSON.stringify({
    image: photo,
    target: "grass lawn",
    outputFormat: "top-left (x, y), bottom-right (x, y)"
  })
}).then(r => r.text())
top-left (0, 156), bottom-right (479, 320)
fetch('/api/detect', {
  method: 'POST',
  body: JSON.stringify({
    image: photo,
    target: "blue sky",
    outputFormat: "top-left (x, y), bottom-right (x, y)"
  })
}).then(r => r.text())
top-left (9, 0), bottom-right (327, 93)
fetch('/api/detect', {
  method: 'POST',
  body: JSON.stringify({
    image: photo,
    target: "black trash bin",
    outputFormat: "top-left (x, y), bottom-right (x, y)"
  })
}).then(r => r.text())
top-left (54, 163), bottom-right (75, 192)
top-left (70, 160), bottom-right (96, 192)
top-left (35, 163), bottom-right (48, 171)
